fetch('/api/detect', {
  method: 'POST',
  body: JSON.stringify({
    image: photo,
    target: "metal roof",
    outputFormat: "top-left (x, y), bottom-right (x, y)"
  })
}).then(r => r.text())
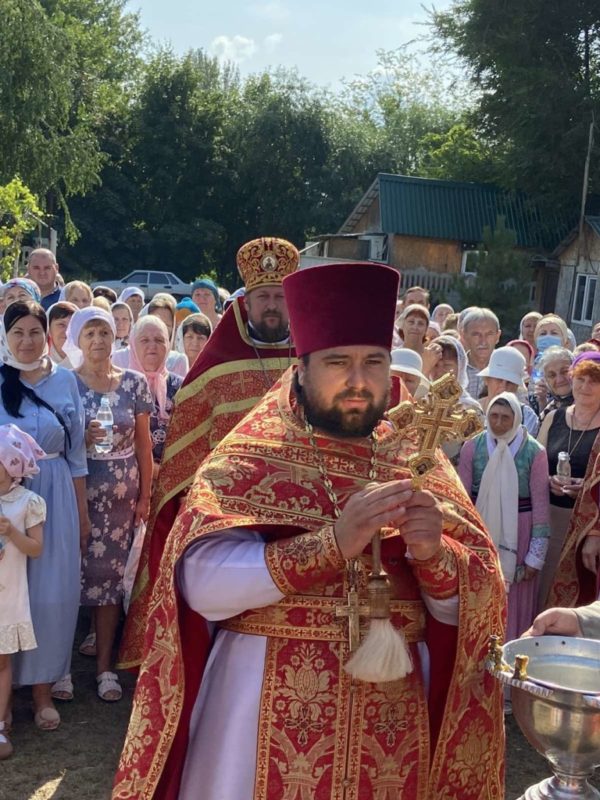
top-left (586, 216), bottom-right (600, 238)
top-left (339, 173), bottom-right (561, 249)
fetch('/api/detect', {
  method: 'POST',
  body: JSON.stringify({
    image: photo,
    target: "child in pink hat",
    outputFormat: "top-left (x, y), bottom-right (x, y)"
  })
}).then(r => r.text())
top-left (0, 424), bottom-right (47, 759)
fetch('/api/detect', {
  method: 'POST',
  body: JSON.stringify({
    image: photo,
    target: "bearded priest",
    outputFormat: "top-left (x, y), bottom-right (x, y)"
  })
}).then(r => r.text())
top-left (119, 237), bottom-right (298, 670)
top-left (113, 262), bottom-right (505, 800)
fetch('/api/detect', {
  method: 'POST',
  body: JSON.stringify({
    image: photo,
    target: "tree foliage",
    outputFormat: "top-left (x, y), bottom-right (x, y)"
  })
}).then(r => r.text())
top-left (430, 0), bottom-right (600, 209)
top-left (454, 217), bottom-right (531, 337)
top-left (59, 48), bottom-right (466, 285)
top-left (0, 179), bottom-right (44, 280)
top-left (339, 49), bottom-right (468, 176)
top-left (0, 0), bottom-right (143, 234)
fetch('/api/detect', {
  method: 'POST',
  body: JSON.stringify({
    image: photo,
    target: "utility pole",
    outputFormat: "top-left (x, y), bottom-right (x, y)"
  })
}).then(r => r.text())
top-left (567, 116), bottom-right (595, 321)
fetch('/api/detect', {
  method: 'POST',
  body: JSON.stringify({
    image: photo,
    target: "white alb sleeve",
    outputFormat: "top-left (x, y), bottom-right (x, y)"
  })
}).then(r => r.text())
top-left (177, 528), bottom-right (284, 621)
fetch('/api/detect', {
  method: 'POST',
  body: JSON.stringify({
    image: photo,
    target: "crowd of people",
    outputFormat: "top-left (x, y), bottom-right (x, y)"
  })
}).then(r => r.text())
top-left (0, 243), bottom-right (598, 800)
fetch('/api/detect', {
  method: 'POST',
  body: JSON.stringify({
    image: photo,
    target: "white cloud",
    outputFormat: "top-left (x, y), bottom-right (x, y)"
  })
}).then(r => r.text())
top-left (252, 1), bottom-right (290, 23)
top-left (264, 33), bottom-right (283, 52)
top-left (209, 35), bottom-right (257, 63)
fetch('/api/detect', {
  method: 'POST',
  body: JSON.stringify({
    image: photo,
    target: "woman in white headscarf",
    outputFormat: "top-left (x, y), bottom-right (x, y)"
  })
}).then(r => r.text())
top-left (424, 335), bottom-right (481, 412)
top-left (111, 302), bottom-right (134, 350)
top-left (423, 334), bottom-right (483, 463)
top-left (117, 287), bottom-right (145, 322)
top-left (459, 392), bottom-right (550, 640)
top-left (65, 307), bottom-right (153, 702)
top-left (112, 295), bottom-right (188, 378)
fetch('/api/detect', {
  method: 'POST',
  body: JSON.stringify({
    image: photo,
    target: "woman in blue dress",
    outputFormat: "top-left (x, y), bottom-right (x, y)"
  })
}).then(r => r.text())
top-left (0, 301), bottom-right (89, 730)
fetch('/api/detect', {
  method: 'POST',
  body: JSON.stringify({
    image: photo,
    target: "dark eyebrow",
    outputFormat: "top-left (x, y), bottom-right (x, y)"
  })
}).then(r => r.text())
top-left (322, 351), bottom-right (387, 361)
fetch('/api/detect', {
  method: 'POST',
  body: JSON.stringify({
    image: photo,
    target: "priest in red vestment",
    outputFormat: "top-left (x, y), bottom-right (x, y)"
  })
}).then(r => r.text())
top-left (113, 262), bottom-right (505, 800)
top-left (119, 237), bottom-right (299, 668)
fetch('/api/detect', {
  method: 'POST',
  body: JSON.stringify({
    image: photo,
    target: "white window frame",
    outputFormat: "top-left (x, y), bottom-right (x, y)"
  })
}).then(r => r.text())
top-left (460, 249), bottom-right (485, 274)
top-left (572, 273), bottom-right (597, 324)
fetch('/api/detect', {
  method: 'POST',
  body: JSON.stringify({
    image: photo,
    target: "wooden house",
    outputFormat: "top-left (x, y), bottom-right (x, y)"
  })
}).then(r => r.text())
top-left (303, 173), bottom-right (559, 308)
top-left (553, 217), bottom-right (600, 340)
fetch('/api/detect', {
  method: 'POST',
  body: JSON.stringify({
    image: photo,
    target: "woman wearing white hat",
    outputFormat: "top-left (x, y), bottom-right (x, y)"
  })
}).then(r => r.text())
top-left (478, 346), bottom-right (539, 436)
top-left (390, 349), bottom-right (429, 399)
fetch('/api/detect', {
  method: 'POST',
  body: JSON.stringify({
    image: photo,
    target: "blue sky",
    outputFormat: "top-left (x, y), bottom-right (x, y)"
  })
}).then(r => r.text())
top-left (133, 0), bottom-right (454, 88)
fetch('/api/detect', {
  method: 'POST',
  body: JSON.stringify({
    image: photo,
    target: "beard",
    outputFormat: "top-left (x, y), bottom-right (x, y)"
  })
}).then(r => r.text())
top-left (249, 311), bottom-right (289, 343)
top-left (299, 380), bottom-right (388, 438)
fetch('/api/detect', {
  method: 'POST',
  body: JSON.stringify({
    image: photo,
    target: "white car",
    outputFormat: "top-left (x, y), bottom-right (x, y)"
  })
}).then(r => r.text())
top-left (91, 270), bottom-right (193, 300)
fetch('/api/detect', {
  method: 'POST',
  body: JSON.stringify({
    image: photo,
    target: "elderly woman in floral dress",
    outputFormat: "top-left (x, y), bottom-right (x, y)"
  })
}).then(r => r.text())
top-left (65, 307), bottom-right (153, 701)
top-left (128, 316), bottom-right (183, 475)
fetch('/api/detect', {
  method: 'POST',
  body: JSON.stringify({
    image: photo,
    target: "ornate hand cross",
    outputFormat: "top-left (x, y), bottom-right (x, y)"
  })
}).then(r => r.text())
top-left (387, 373), bottom-right (483, 486)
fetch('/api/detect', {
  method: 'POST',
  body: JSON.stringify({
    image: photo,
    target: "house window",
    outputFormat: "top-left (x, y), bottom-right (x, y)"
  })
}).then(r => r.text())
top-left (572, 274), bottom-right (597, 324)
top-left (460, 249), bottom-right (485, 274)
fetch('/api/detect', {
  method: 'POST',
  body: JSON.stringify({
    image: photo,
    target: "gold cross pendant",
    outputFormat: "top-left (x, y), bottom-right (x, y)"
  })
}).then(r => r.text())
top-left (336, 588), bottom-right (364, 652)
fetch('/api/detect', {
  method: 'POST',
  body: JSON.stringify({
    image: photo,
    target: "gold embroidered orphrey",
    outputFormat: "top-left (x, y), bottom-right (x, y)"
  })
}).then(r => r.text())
top-left (387, 373), bottom-right (484, 486)
top-left (304, 416), bottom-right (378, 652)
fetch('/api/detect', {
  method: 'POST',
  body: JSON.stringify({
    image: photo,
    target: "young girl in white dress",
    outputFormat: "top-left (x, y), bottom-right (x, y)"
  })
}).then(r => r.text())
top-left (0, 424), bottom-right (47, 759)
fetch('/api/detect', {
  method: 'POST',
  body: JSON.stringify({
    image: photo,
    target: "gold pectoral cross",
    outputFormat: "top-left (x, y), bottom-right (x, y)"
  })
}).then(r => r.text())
top-left (336, 588), bottom-right (364, 652)
top-left (387, 373), bottom-right (483, 486)
top-left (336, 535), bottom-right (392, 651)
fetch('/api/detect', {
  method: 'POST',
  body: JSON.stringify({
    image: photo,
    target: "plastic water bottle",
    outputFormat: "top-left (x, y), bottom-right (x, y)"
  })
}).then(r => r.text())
top-left (530, 354), bottom-right (543, 386)
top-left (556, 451), bottom-right (571, 483)
top-left (95, 395), bottom-right (114, 454)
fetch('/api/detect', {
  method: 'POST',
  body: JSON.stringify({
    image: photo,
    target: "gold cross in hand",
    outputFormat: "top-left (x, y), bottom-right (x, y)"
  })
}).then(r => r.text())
top-left (387, 373), bottom-right (483, 486)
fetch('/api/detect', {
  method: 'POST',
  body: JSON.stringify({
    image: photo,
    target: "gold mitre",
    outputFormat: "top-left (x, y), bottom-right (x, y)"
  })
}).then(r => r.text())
top-left (236, 237), bottom-right (299, 291)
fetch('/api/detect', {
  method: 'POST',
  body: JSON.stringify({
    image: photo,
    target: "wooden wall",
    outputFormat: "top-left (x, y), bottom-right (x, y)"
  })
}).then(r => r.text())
top-left (389, 235), bottom-right (462, 273)
top-left (348, 196), bottom-right (381, 233)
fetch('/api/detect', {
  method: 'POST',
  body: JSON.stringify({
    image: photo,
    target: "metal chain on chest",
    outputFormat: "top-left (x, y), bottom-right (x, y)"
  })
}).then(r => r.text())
top-left (250, 340), bottom-right (293, 392)
top-left (304, 416), bottom-right (378, 591)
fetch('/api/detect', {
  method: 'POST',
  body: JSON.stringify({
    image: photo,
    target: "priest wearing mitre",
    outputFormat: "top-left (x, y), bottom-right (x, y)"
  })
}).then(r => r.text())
top-left (113, 262), bottom-right (505, 800)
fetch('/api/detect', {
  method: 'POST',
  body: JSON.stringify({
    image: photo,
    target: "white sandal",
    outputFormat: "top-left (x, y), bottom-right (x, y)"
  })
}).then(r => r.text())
top-left (79, 632), bottom-right (97, 657)
top-left (51, 674), bottom-right (74, 702)
top-left (96, 671), bottom-right (122, 702)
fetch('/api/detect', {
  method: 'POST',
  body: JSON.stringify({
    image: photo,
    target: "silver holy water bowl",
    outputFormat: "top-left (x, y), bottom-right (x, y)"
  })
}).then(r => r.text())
top-left (487, 634), bottom-right (600, 800)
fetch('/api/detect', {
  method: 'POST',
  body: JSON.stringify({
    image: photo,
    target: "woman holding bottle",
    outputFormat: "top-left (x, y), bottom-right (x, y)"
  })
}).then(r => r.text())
top-left (64, 307), bottom-right (153, 701)
top-left (537, 351), bottom-right (600, 610)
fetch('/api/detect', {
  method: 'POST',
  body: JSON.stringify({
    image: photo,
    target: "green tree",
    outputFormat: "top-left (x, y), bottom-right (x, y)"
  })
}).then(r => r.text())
top-left (219, 69), bottom-right (333, 282)
top-left (0, 0), bottom-right (143, 234)
top-left (420, 122), bottom-right (506, 184)
top-left (61, 49), bottom-right (238, 280)
top-left (0, 179), bottom-right (44, 280)
top-left (430, 0), bottom-right (600, 210)
top-left (59, 47), bottom-right (473, 283)
top-left (128, 49), bottom-right (235, 281)
top-left (454, 217), bottom-right (531, 338)
top-left (339, 48), bottom-right (466, 176)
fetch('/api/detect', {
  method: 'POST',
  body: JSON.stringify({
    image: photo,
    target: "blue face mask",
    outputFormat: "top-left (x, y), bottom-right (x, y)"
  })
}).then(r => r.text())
top-left (536, 334), bottom-right (563, 353)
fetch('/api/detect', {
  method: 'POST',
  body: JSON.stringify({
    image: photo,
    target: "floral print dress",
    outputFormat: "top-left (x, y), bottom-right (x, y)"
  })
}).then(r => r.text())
top-left (77, 370), bottom-right (152, 606)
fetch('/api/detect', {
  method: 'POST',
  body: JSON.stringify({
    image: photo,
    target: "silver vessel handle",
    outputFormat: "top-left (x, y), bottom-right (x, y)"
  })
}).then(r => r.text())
top-left (487, 663), bottom-right (554, 699)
